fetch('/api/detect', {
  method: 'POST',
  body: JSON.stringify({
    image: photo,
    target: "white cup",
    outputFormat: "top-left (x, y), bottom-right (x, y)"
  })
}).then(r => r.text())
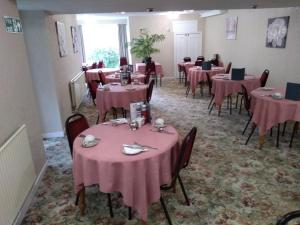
top-left (84, 135), bottom-right (95, 145)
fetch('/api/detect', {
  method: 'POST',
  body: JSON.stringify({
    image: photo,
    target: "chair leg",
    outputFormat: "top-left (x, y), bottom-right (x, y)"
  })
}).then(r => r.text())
top-left (186, 85), bottom-right (190, 98)
top-left (178, 175), bottom-right (190, 206)
top-left (235, 94), bottom-right (239, 109)
top-left (75, 193), bottom-right (80, 205)
top-left (289, 122), bottom-right (298, 148)
top-left (270, 128), bottom-right (273, 137)
top-left (209, 103), bottom-right (215, 115)
top-left (208, 95), bottom-right (215, 109)
top-left (245, 124), bottom-right (256, 145)
top-left (229, 96), bottom-right (232, 115)
top-left (160, 196), bottom-right (173, 225)
top-left (282, 122), bottom-right (287, 137)
top-left (96, 114), bottom-right (100, 124)
top-left (276, 123), bottom-right (280, 148)
top-left (107, 193), bottom-right (114, 218)
top-left (155, 75), bottom-right (158, 87)
top-left (242, 114), bottom-right (253, 135)
top-left (128, 207), bottom-right (132, 220)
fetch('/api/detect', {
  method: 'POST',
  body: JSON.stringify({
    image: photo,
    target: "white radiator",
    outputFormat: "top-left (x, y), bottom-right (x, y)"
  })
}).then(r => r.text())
top-left (0, 124), bottom-right (36, 225)
top-left (69, 71), bottom-right (87, 110)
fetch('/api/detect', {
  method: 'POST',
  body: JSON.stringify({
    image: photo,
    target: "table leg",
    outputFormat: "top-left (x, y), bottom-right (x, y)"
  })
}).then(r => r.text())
top-left (79, 187), bottom-right (86, 216)
top-left (141, 220), bottom-right (148, 225)
top-left (258, 135), bottom-right (265, 149)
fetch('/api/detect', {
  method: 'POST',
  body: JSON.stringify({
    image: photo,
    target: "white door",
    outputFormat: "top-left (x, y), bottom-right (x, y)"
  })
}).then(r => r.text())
top-left (174, 33), bottom-right (188, 77)
top-left (174, 32), bottom-right (202, 77)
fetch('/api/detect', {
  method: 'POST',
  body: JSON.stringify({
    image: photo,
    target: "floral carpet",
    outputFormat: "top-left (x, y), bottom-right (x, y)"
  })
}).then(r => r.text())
top-left (21, 79), bottom-right (300, 225)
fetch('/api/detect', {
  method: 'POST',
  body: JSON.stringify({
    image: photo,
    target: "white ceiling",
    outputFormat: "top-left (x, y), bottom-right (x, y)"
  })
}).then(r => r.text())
top-left (17, 0), bottom-right (300, 14)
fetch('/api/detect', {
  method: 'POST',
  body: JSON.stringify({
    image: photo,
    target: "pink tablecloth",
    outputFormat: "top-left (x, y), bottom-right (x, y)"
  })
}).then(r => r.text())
top-left (96, 84), bottom-right (147, 121)
top-left (135, 63), bottom-right (164, 77)
top-left (250, 88), bottom-right (300, 135)
top-left (105, 73), bottom-right (145, 84)
top-left (86, 68), bottom-right (120, 83)
top-left (212, 74), bottom-right (261, 107)
top-left (72, 124), bottom-right (179, 221)
top-left (188, 67), bottom-right (225, 94)
top-left (178, 62), bottom-right (195, 73)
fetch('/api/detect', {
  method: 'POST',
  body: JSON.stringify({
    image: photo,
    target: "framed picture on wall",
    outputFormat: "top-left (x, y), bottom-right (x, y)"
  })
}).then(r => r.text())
top-left (71, 26), bottom-right (79, 53)
top-left (225, 16), bottom-right (238, 40)
top-left (55, 21), bottom-right (67, 57)
top-left (266, 16), bottom-right (290, 48)
top-left (3, 16), bottom-right (23, 33)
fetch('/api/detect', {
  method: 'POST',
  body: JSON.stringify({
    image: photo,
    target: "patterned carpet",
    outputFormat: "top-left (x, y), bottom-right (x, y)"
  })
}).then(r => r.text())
top-left (21, 79), bottom-right (300, 225)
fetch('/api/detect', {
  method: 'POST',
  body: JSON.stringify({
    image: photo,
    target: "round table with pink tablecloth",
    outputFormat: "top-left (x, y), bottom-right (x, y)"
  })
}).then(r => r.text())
top-left (251, 88), bottom-right (300, 136)
top-left (135, 62), bottom-right (164, 77)
top-left (212, 74), bottom-right (261, 107)
top-left (105, 73), bottom-right (145, 84)
top-left (96, 84), bottom-right (147, 121)
top-left (188, 66), bottom-right (225, 95)
top-left (72, 123), bottom-right (179, 221)
top-left (86, 68), bottom-right (120, 83)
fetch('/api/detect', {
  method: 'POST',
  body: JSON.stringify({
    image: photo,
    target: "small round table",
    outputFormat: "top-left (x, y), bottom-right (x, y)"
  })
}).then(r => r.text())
top-left (72, 123), bottom-right (179, 222)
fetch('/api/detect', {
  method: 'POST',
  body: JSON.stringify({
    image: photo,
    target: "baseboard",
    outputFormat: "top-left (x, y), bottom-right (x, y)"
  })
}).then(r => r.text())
top-left (13, 160), bottom-right (48, 225)
top-left (42, 131), bottom-right (64, 138)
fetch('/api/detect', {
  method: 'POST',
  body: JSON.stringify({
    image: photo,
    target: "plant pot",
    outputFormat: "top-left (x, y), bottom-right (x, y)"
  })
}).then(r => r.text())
top-left (144, 57), bottom-right (152, 64)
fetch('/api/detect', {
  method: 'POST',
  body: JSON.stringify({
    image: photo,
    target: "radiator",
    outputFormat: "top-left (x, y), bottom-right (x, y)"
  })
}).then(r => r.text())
top-left (0, 124), bottom-right (36, 225)
top-left (69, 71), bottom-right (87, 110)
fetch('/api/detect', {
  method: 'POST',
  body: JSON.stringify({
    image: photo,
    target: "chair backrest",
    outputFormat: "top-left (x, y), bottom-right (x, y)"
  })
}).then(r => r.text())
top-left (276, 210), bottom-right (300, 225)
top-left (120, 57), bottom-right (128, 66)
top-left (197, 56), bottom-right (205, 61)
top-left (260, 69), bottom-right (269, 87)
top-left (65, 113), bottom-right (89, 157)
top-left (194, 60), bottom-right (203, 67)
top-left (183, 57), bottom-right (191, 62)
top-left (145, 62), bottom-right (156, 75)
top-left (241, 84), bottom-right (251, 111)
top-left (91, 62), bottom-right (97, 69)
top-left (127, 64), bottom-right (134, 73)
top-left (97, 60), bottom-right (104, 68)
top-left (225, 62), bottom-right (232, 73)
top-left (206, 72), bottom-right (213, 90)
top-left (144, 73), bottom-right (151, 85)
top-left (169, 127), bottom-right (197, 188)
top-left (87, 80), bottom-right (98, 100)
top-left (98, 71), bottom-right (105, 84)
top-left (127, 74), bottom-right (132, 84)
top-left (146, 79), bottom-right (155, 103)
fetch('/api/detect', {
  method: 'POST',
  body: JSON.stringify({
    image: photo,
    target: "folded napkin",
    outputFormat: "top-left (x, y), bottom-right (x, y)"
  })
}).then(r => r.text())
top-left (122, 144), bottom-right (146, 155)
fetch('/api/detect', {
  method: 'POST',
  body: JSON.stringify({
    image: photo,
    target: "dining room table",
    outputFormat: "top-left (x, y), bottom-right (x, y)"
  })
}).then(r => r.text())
top-left (72, 123), bottom-right (180, 224)
top-left (188, 66), bottom-right (225, 96)
top-left (250, 87), bottom-right (300, 148)
top-left (105, 73), bottom-right (146, 84)
top-left (96, 83), bottom-right (148, 122)
top-left (211, 74), bottom-right (261, 114)
top-left (85, 68), bottom-right (120, 83)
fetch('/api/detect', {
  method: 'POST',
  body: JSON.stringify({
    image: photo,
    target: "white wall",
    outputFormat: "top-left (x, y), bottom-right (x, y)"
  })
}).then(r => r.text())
top-left (21, 12), bottom-right (83, 136)
top-left (128, 13), bottom-right (205, 76)
top-left (0, 1), bottom-right (45, 172)
top-left (204, 8), bottom-right (300, 86)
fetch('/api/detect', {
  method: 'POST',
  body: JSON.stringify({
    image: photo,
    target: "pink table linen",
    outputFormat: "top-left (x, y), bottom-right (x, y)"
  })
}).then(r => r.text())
top-left (135, 62), bottom-right (164, 77)
top-left (105, 73), bottom-right (145, 84)
top-left (212, 74), bottom-right (261, 107)
top-left (86, 68), bottom-right (120, 83)
top-left (178, 62), bottom-right (195, 73)
top-left (250, 88), bottom-right (300, 136)
top-left (96, 84), bottom-right (147, 121)
top-left (188, 67), bottom-right (225, 94)
top-left (72, 123), bottom-right (179, 221)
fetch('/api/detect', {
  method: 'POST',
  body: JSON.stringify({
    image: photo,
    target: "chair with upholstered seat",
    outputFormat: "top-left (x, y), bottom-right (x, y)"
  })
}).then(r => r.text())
top-left (146, 79), bottom-right (155, 103)
top-left (65, 113), bottom-right (114, 217)
top-left (196, 56), bottom-right (205, 61)
top-left (145, 62), bottom-right (158, 87)
top-left (276, 210), bottom-right (300, 225)
top-left (260, 69), bottom-right (269, 87)
top-left (120, 57), bottom-right (128, 66)
top-left (183, 57), bottom-right (191, 62)
top-left (87, 80), bottom-right (98, 105)
top-left (194, 60), bottom-right (203, 67)
top-left (159, 127), bottom-right (197, 225)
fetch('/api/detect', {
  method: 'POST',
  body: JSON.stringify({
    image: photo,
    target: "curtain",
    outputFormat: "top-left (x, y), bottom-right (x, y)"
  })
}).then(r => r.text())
top-left (77, 25), bottom-right (86, 63)
top-left (118, 24), bottom-right (129, 60)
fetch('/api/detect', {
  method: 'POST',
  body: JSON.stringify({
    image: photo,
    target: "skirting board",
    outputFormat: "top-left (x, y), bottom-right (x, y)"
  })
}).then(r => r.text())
top-left (43, 131), bottom-right (64, 138)
top-left (13, 160), bottom-right (48, 225)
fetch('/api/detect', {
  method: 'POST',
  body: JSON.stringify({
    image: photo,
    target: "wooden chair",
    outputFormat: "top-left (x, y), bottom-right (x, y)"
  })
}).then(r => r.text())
top-left (260, 69), bottom-right (269, 87)
top-left (289, 122), bottom-right (299, 148)
top-left (91, 62), bottom-right (97, 69)
top-left (97, 60), bottom-right (104, 68)
top-left (87, 80), bottom-right (98, 105)
top-left (65, 113), bottom-right (114, 217)
top-left (183, 57), bottom-right (191, 62)
top-left (145, 62), bottom-right (158, 87)
top-left (196, 56), bottom-right (205, 61)
top-left (194, 60), bottom-right (203, 67)
top-left (206, 72), bottom-right (215, 110)
top-left (159, 127), bottom-right (197, 225)
top-left (146, 79), bottom-right (155, 103)
top-left (120, 57), bottom-right (128, 66)
top-left (178, 64), bottom-right (184, 83)
top-left (225, 62), bottom-right (232, 74)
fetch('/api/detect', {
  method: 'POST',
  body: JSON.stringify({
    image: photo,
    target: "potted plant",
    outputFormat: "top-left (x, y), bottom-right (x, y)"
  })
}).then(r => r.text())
top-left (128, 29), bottom-right (165, 63)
